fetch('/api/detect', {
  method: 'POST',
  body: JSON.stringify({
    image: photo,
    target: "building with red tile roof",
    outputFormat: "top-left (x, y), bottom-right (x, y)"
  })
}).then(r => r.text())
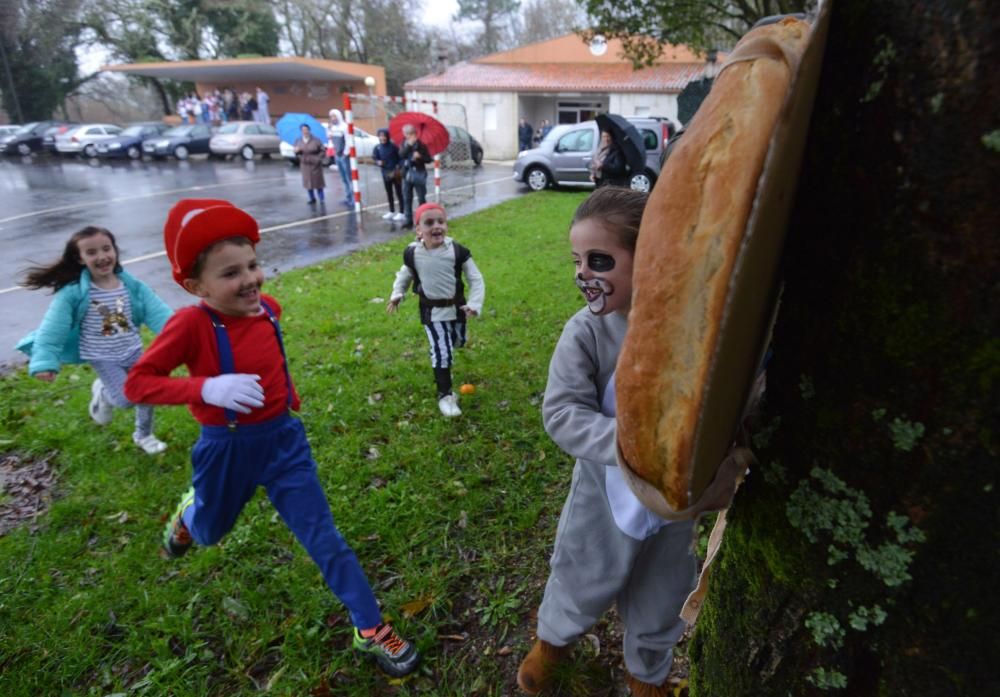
top-left (405, 34), bottom-right (712, 159)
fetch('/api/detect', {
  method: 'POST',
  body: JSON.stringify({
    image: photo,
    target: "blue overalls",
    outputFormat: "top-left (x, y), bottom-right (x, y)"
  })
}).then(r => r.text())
top-left (180, 301), bottom-right (382, 630)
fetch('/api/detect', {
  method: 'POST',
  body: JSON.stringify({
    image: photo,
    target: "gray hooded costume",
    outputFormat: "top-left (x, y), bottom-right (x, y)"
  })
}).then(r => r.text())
top-left (536, 307), bottom-right (697, 685)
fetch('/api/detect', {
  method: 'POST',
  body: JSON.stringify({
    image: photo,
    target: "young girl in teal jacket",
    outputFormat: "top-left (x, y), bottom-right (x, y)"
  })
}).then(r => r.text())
top-left (17, 226), bottom-right (173, 454)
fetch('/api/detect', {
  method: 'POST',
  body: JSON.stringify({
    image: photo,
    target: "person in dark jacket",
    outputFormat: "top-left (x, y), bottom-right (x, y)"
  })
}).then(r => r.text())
top-left (399, 124), bottom-right (432, 228)
top-left (518, 117), bottom-right (534, 152)
top-left (294, 124), bottom-right (326, 205)
top-left (373, 129), bottom-right (405, 221)
top-left (590, 130), bottom-right (630, 188)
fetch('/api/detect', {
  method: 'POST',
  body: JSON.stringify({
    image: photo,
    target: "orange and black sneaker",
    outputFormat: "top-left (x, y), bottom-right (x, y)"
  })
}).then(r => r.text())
top-left (353, 623), bottom-right (420, 677)
top-left (162, 487), bottom-right (194, 558)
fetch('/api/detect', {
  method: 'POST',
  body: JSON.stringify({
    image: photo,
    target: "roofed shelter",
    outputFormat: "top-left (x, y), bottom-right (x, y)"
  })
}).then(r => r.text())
top-left (102, 56), bottom-right (386, 120)
top-left (406, 34), bottom-right (712, 159)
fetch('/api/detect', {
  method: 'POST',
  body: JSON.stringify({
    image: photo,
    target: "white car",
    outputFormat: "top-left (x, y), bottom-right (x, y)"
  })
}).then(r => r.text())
top-left (56, 124), bottom-right (123, 158)
top-left (209, 121), bottom-right (281, 160)
top-left (280, 124), bottom-right (377, 165)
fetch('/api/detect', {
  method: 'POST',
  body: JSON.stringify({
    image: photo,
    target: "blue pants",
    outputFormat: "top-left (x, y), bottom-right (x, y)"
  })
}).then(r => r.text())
top-left (336, 156), bottom-right (353, 201)
top-left (182, 413), bottom-right (382, 629)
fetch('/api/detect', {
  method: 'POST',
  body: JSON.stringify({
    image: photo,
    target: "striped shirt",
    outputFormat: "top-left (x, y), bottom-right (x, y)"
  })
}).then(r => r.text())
top-left (79, 283), bottom-right (143, 361)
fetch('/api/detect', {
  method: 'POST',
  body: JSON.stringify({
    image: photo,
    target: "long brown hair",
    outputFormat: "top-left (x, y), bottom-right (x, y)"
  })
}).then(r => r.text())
top-left (570, 186), bottom-right (648, 253)
top-left (21, 226), bottom-right (122, 292)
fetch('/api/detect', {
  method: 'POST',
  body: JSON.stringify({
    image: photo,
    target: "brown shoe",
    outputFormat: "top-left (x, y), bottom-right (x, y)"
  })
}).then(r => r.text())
top-left (624, 670), bottom-right (672, 697)
top-left (516, 639), bottom-right (571, 694)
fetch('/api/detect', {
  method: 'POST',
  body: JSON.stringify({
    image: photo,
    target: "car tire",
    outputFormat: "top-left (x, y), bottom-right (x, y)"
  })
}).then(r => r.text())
top-left (17, 143), bottom-right (31, 156)
top-left (525, 166), bottom-right (551, 192)
top-left (629, 170), bottom-right (656, 193)
top-left (83, 144), bottom-right (97, 158)
top-left (174, 145), bottom-right (189, 160)
top-left (240, 145), bottom-right (255, 161)
top-left (473, 148), bottom-right (483, 166)
top-left (127, 146), bottom-right (141, 159)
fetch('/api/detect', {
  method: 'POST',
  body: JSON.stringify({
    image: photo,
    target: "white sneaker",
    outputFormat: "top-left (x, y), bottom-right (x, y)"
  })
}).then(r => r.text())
top-left (382, 212), bottom-right (394, 220)
top-left (438, 393), bottom-right (462, 418)
top-left (134, 433), bottom-right (167, 455)
top-left (89, 378), bottom-right (114, 425)
top-left (393, 212), bottom-right (406, 221)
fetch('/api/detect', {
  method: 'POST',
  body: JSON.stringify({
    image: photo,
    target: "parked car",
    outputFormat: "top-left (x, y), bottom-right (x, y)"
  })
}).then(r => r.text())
top-left (210, 121), bottom-right (281, 160)
top-left (2, 121), bottom-right (64, 156)
top-left (41, 122), bottom-right (80, 153)
top-left (443, 125), bottom-right (484, 166)
top-left (0, 125), bottom-right (21, 152)
top-left (512, 116), bottom-right (670, 192)
top-left (279, 124), bottom-right (378, 165)
top-left (96, 122), bottom-right (170, 159)
top-left (142, 123), bottom-right (214, 160)
top-left (55, 123), bottom-right (123, 158)
top-left (0, 124), bottom-right (21, 140)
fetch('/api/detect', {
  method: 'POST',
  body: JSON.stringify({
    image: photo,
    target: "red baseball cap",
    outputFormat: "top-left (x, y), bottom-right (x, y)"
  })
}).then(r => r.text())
top-left (413, 202), bottom-right (445, 226)
top-left (163, 199), bottom-right (260, 285)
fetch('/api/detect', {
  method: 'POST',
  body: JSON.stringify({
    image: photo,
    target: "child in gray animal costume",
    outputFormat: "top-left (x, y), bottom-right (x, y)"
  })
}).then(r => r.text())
top-left (517, 187), bottom-right (696, 697)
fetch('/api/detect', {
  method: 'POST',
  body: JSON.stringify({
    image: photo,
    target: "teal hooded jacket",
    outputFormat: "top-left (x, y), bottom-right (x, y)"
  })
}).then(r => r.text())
top-left (16, 269), bottom-right (173, 376)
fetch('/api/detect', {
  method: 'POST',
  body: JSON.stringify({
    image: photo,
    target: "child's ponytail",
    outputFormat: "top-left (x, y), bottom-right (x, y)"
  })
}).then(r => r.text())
top-left (21, 226), bottom-right (121, 292)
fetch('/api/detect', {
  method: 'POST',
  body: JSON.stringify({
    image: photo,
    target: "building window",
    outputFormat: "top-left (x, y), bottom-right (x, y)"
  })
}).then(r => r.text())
top-left (484, 103), bottom-right (497, 130)
top-left (557, 101), bottom-right (604, 124)
top-left (634, 105), bottom-right (651, 116)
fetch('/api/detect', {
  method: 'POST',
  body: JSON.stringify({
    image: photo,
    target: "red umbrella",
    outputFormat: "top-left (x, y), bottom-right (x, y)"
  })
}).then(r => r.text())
top-left (389, 112), bottom-right (451, 156)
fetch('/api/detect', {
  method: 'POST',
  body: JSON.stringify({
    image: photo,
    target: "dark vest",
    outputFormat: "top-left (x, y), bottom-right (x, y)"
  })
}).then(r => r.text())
top-left (403, 242), bottom-right (471, 325)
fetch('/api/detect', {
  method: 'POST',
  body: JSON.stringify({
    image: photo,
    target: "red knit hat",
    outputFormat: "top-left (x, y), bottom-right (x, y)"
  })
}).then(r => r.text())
top-left (413, 202), bottom-right (445, 226)
top-left (164, 199), bottom-right (260, 285)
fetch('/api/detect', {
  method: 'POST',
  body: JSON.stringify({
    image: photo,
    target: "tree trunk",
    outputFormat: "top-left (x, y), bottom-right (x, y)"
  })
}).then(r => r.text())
top-left (690, 1), bottom-right (999, 695)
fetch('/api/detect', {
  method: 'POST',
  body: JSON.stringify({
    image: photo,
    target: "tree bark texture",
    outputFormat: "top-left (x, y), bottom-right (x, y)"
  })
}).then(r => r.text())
top-left (689, 1), bottom-right (998, 695)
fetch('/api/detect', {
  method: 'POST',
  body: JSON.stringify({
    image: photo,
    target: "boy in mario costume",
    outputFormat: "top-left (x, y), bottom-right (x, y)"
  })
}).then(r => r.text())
top-left (125, 199), bottom-right (420, 677)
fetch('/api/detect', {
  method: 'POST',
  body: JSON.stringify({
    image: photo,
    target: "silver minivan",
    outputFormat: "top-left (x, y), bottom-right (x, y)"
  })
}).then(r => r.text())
top-left (512, 116), bottom-right (671, 192)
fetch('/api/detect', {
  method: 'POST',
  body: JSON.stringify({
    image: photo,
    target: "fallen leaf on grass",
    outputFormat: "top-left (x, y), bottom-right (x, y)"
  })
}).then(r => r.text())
top-left (400, 595), bottom-right (434, 618)
top-left (458, 510), bottom-right (468, 529)
top-left (498, 645), bottom-right (513, 656)
top-left (438, 633), bottom-right (468, 642)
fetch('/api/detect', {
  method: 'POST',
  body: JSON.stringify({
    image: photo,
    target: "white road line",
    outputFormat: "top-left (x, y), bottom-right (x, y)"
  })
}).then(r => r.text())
top-left (0, 173), bottom-right (519, 295)
top-left (0, 176), bottom-right (288, 226)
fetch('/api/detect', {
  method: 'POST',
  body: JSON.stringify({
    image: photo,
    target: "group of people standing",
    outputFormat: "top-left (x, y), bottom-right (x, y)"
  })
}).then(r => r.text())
top-left (176, 87), bottom-right (270, 126)
top-left (518, 116), bottom-right (555, 151)
top-left (294, 109), bottom-right (431, 228)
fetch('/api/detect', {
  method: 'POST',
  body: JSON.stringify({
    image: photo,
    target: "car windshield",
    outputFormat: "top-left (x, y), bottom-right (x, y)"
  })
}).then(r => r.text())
top-left (163, 126), bottom-right (192, 137)
top-left (16, 122), bottom-right (39, 134)
top-left (120, 126), bottom-right (146, 136)
top-left (217, 124), bottom-right (240, 134)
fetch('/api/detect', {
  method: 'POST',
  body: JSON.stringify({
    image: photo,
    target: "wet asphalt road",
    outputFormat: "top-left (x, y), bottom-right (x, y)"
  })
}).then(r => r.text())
top-left (0, 154), bottom-right (525, 367)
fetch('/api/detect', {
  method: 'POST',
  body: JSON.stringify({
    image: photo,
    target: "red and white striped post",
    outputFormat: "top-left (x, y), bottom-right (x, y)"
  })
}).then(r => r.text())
top-left (342, 93), bottom-right (362, 213)
top-left (431, 100), bottom-right (441, 203)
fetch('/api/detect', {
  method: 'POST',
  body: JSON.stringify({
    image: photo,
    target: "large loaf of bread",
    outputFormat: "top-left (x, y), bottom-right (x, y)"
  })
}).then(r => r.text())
top-left (615, 17), bottom-right (811, 511)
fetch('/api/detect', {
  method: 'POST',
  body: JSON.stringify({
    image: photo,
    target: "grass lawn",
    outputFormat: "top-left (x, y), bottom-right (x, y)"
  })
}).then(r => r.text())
top-left (0, 191), bottom-right (689, 696)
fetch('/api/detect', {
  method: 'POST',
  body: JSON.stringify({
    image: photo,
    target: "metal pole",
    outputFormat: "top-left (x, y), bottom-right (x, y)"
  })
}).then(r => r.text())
top-left (343, 93), bottom-right (362, 214)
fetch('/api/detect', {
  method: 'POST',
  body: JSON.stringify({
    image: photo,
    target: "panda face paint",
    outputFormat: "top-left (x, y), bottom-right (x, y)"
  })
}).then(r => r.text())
top-left (569, 218), bottom-right (635, 316)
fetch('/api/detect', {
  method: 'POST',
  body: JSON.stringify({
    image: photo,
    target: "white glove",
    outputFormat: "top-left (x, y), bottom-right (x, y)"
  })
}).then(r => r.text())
top-left (201, 374), bottom-right (265, 414)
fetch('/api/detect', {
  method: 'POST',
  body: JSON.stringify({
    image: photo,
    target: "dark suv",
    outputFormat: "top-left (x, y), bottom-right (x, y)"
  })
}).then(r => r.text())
top-left (512, 116), bottom-right (672, 192)
top-left (2, 121), bottom-right (66, 156)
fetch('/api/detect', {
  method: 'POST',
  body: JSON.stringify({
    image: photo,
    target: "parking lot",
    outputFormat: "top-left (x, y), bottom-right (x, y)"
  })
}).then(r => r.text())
top-left (0, 153), bottom-right (523, 367)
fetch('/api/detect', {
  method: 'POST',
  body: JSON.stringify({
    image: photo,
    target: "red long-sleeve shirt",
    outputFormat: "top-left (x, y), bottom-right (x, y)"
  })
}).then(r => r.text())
top-left (125, 295), bottom-right (301, 426)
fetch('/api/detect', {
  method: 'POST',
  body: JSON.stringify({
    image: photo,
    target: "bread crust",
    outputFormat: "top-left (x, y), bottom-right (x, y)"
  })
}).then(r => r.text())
top-left (616, 18), bottom-right (811, 510)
